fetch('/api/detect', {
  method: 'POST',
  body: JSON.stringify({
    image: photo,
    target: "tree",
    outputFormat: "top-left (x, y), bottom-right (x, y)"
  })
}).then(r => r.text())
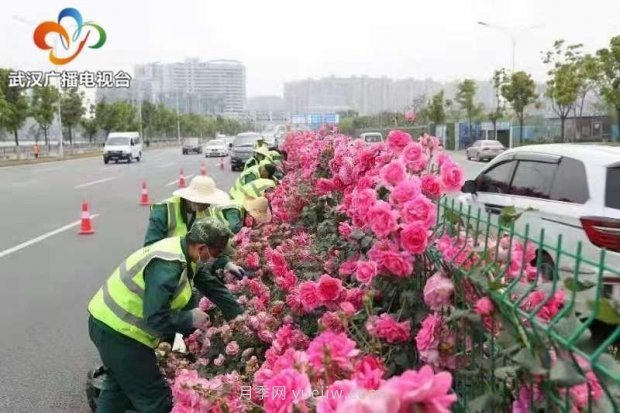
top-left (501, 71), bottom-right (538, 146)
top-left (80, 104), bottom-right (99, 142)
top-left (31, 86), bottom-right (59, 147)
top-left (573, 54), bottom-right (600, 139)
top-left (426, 90), bottom-right (446, 134)
top-left (96, 100), bottom-right (138, 137)
top-left (60, 88), bottom-right (85, 144)
top-left (456, 79), bottom-right (482, 139)
top-left (597, 36), bottom-right (620, 141)
top-left (488, 70), bottom-right (506, 140)
top-left (0, 69), bottom-right (29, 146)
top-left (543, 40), bottom-right (582, 142)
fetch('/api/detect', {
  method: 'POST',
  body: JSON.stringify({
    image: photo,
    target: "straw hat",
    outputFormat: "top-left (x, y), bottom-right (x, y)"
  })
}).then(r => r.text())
top-left (253, 146), bottom-right (272, 157)
top-left (174, 176), bottom-right (230, 205)
top-left (243, 196), bottom-right (272, 224)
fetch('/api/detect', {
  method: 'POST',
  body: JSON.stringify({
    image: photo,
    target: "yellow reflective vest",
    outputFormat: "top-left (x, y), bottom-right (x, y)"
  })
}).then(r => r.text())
top-left (88, 237), bottom-right (192, 348)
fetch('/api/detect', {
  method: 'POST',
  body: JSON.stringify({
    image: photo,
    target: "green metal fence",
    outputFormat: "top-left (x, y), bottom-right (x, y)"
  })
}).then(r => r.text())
top-left (433, 198), bottom-right (620, 412)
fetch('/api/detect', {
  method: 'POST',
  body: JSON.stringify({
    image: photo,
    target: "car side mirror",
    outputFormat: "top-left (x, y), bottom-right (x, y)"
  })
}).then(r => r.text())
top-left (461, 180), bottom-right (477, 194)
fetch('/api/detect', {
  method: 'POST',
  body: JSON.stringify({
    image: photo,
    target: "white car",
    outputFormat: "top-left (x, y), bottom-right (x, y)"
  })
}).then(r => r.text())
top-left (466, 139), bottom-right (506, 161)
top-left (459, 144), bottom-right (620, 313)
top-left (103, 132), bottom-right (142, 164)
top-left (204, 139), bottom-right (228, 157)
top-left (360, 132), bottom-right (383, 146)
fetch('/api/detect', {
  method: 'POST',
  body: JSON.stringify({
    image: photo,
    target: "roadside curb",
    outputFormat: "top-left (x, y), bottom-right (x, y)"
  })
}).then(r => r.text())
top-left (0, 151), bottom-right (102, 168)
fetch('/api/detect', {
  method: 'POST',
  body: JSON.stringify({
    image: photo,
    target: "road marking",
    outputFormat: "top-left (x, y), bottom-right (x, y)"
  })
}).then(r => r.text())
top-left (75, 177), bottom-right (117, 189)
top-left (156, 162), bottom-right (177, 169)
top-left (0, 214), bottom-right (100, 259)
top-left (165, 174), bottom-right (195, 187)
top-left (37, 166), bottom-right (62, 172)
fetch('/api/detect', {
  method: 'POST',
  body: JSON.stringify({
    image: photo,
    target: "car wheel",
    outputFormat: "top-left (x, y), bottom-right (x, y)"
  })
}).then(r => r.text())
top-left (466, 152), bottom-right (471, 161)
top-left (103, 158), bottom-right (109, 164)
top-left (127, 156), bottom-right (132, 164)
top-left (136, 153), bottom-right (141, 162)
top-left (474, 152), bottom-right (480, 162)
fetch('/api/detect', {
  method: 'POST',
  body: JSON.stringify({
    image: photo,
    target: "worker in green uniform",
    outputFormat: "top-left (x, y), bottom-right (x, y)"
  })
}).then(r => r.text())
top-left (209, 196), bottom-right (272, 233)
top-left (253, 137), bottom-right (268, 150)
top-left (88, 218), bottom-right (244, 413)
top-left (229, 163), bottom-right (280, 202)
top-left (243, 146), bottom-right (273, 171)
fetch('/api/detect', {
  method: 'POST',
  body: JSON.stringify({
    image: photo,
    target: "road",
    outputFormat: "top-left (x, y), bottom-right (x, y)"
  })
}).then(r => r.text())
top-left (0, 148), bottom-right (486, 412)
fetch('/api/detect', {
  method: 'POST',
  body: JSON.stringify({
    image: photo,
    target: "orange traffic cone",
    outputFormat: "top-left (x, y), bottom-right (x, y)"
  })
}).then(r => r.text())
top-left (79, 201), bottom-right (94, 235)
top-left (219, 158), bottom-right (225, 170)
top-left (139, 181), bottom-right (150, 206)
top-left (200, 162), bottom-right (207, 176)
top-left (178, 169), bottom-right (186, 188)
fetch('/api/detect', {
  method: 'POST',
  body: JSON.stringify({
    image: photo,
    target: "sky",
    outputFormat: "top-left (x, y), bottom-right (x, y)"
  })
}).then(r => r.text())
top-left (0, 0), bottom-right (618, 97)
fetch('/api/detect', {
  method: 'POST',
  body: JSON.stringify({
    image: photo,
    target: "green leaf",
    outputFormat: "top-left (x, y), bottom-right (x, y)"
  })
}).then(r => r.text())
top-left (549, 360), bottom-right (586, 387)
top-left (589, 299), bottom-right (620, 325)
top-left (512, 348), bottom-right (547, 375)
top-left (360, 236), bottom-right (374, 249)
top-left (468, 393), bottom-right (503, 413)
top-left (552, 313), bottom-right (592, 346)
top-left (597, 354), bottom-right (620, 378)
top-left (564, 278), bottom-right (596, 292)
top-left (350, 229), bottom-right (365, 241)
top-left (498, 206), bottom-right (535, 228)
top-left (494, 365), bottom-right (520, 379)
top-left (392, 352), bottom-right (411, 369)
top-left (468, 268), bottom-right (489, 288)
top-left (447, 309), bottom-right (481, 323)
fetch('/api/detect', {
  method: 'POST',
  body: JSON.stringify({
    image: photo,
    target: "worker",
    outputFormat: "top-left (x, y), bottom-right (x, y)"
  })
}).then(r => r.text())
top-left (229, 163), bottom-right (279, 202)
top-left (209, 196), bottom-right (272, 233)
top-left (88, 218), bottom-right (245, 413)
top-left (33, 143), bottom-right (40, 159)
top-left (243, 146), bottom-right (273, 171)
top-left (144, 175), bottom-right (231, 247)
top-left (253, 137), bottom-right (268, 150)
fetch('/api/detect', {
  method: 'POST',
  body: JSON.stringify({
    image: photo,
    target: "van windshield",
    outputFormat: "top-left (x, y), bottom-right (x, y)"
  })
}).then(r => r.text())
top-left (365, 135), bottom-right (382, 142)
top-left (106, 137), bottom-right (130, 146)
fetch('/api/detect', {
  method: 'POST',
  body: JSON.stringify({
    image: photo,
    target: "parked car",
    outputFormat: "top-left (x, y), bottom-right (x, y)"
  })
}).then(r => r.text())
top-left (459, 144), bottom-right (620, 314)
top-left (182, 138), bottom-right (203, 155)
top-left (103, 132), bottom-right (142, 164)
top-left (204, 139), bottom-right (228, 157)
top-left (466, 140), bottom-right (505, 161)
top-left (360, 132), bottom-right (383, 146)
top-left (230, 132), bottom-right (262, 171)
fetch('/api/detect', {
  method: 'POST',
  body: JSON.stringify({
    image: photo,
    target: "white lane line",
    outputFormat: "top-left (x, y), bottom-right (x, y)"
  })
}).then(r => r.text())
top-left (165, 174), bottom-right (195, 187)
top-left (0, 214), bottom-right (100, 259)
top-left (156, 162), bottom-right (177, 169)
top-left (37, 166), bottom-right (63, 172)
top-left (75, 177), bottom-right (117, 189)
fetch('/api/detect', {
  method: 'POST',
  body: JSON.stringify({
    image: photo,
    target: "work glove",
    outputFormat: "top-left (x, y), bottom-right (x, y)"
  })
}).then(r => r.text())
top-left (190, 308), bottom-right (209, 330)
top-left (225, 262), bottom-right (247, 280)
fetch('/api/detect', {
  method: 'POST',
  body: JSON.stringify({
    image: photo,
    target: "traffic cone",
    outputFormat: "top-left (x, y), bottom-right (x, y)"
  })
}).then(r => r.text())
top-left (200, 162), bottom-right (207, 176)
top-left (178, 169), bottom-right (186, 188)
top-left (219, 158), bottom-right (225, 170)
top-left (139, 181), bottom-right (150, 206)
top-left (79, 201), bottom-right (94, 235)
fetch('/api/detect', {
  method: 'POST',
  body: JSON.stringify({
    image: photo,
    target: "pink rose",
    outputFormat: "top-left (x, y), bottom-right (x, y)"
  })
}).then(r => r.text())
top-left (353, 355), bottom-right (384, 390)
top-left (368, 200), bottom-right (399, 238)
top-left (423, 273), bottom-right (454, 311)
top-left (225, 341), bottom-right (240, 356)
top-left (355, 260), bottom-right (378, 285)
top-left (352, 188), bottom-right (378, 214)
top-left (371, 313), bottom-right (411, 343)
top-left (389, 178), bottom-right (421, 205)
top-left (474, 297), bottom-right (495, 316)
top-left (400, 222), bottom-right (429, 254)
top-left (387, 130), bottom-right (412, 152)
top-left (384, 365), bottom-right (457, 413)
top-left (264, 369), bottom-right (312, 413)
top-left (316, 178), bottom-right (336, 195)
top-left (245, 252), bottom-right (260, 270)
top-left (401, 142), bottom-right (424, 166)
top-left (338, 222), bottom-right (353, 239)
top-left (335, 388), bottom-right (401, 413)
top-left (317, 274), bottom-right (344, 303)
top-left (401, 196), bottom-right (437, 228)
top-left (298, 281), bottom-right (320, 312)
top-left (339, 301), bottom-right (357, 316)
top-left (307, 331), bottom-right (359, 370)
top-left (415, 313), bottom-right (443, 351)
top-left (380, 159), bottom-right (407, 187)
top-left (214, 354), bottom-right (225, 367)
top-left (316, 380), bottom-right (358, 413)
top-left (339, 260), bottom-right (358, 277)
top-left (319, 311), bottom-right (346, 333)
top-left (380, 250), bottom-right (413, 277)
top-left (198, 297), bottom-right (215, 312)
top-left (421, 174), bottom-right (442, 199)
top-left (440, 162), bottom-right (465, 192)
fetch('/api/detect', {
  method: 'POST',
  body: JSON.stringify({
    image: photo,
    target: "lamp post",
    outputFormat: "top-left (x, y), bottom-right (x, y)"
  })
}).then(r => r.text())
top-left (477, 21), bottom-right (542, 72)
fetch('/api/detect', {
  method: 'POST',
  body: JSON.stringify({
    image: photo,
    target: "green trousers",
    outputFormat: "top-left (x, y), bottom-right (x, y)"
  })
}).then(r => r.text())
top-left (88, 316), bottom-right (172, 413)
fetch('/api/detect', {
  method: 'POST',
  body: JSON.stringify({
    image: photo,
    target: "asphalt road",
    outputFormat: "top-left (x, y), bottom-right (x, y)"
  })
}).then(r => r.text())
top-left (0, 148), bottom-right (487, 412)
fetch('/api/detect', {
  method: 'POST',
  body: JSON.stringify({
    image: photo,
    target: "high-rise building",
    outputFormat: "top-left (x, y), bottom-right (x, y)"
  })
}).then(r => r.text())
top-left (97, 58), bottom-right (246, 115)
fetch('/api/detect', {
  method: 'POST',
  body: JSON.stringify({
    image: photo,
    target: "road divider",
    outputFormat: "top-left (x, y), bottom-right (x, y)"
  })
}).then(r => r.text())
top-left (75, 177), bottom-right (117, 189)
top-left (0, 214), bottom-right (100, 259)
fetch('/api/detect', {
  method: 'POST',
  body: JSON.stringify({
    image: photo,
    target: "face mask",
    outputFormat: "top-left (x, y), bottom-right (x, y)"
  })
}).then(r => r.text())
top-left (199, 246), bottom-right (217, 266)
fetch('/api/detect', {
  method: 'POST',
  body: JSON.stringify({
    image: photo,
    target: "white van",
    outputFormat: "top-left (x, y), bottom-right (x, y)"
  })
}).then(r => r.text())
top-left (103, 132), bottom-right (142, 164)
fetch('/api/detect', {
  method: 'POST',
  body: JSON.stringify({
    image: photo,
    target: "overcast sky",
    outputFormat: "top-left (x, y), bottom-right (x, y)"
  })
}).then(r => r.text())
top-left (1, 0), bottom-right (618, 97)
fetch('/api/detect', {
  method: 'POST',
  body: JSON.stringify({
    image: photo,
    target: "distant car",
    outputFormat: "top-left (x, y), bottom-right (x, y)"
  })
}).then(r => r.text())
top-left (103, 132), bottom-right (142, 164)
top-left (230, 132), bottom-right (262, 171)
top-left (459, 144), bottom-right (620, 315)
top-left (182, 138), bottom-right (202, 155)
top-left (360, 132), bottom-right (383, 146)
top-left (466, 140), bottom-right (505, 161)
top-left (205, 139), bottom-right (228, 157)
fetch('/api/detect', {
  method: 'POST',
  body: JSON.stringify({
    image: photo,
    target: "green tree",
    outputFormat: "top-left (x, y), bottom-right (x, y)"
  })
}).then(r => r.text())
top-left (596, 36), bottom-right (620, 140)
top-left (60, 88), bottom-right (85, 144)
top-left (31, 86), bottom-right (59, 146)
top-left (140, 101), bottom-right (157, 140)
top-left (573, 54), bottom-right (600, 139)
top-left (96, 100), bottom-right (138, 137)
top-left (501, 71), bottom-right (538, 146)
top-left (543, 40), bottom-right (582, 142)
top-left (426, 90), bottom-right (446, 134)
top-left (0, 69), bottom-right (29, 146)
top-left (80, 104), bottom-right (99, 142)
top-left (488, 70), bottom-right (506, 140)
top-left (456, 79), bottom-right (482, 138)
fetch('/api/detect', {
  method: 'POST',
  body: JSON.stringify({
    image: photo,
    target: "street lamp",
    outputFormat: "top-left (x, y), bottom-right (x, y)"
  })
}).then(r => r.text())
top-left (477, 21), bottom-right (543, 73)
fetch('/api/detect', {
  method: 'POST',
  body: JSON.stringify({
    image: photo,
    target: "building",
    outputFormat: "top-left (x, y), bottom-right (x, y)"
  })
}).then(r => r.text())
top-left (97, 59), bottom-right (246, 115)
